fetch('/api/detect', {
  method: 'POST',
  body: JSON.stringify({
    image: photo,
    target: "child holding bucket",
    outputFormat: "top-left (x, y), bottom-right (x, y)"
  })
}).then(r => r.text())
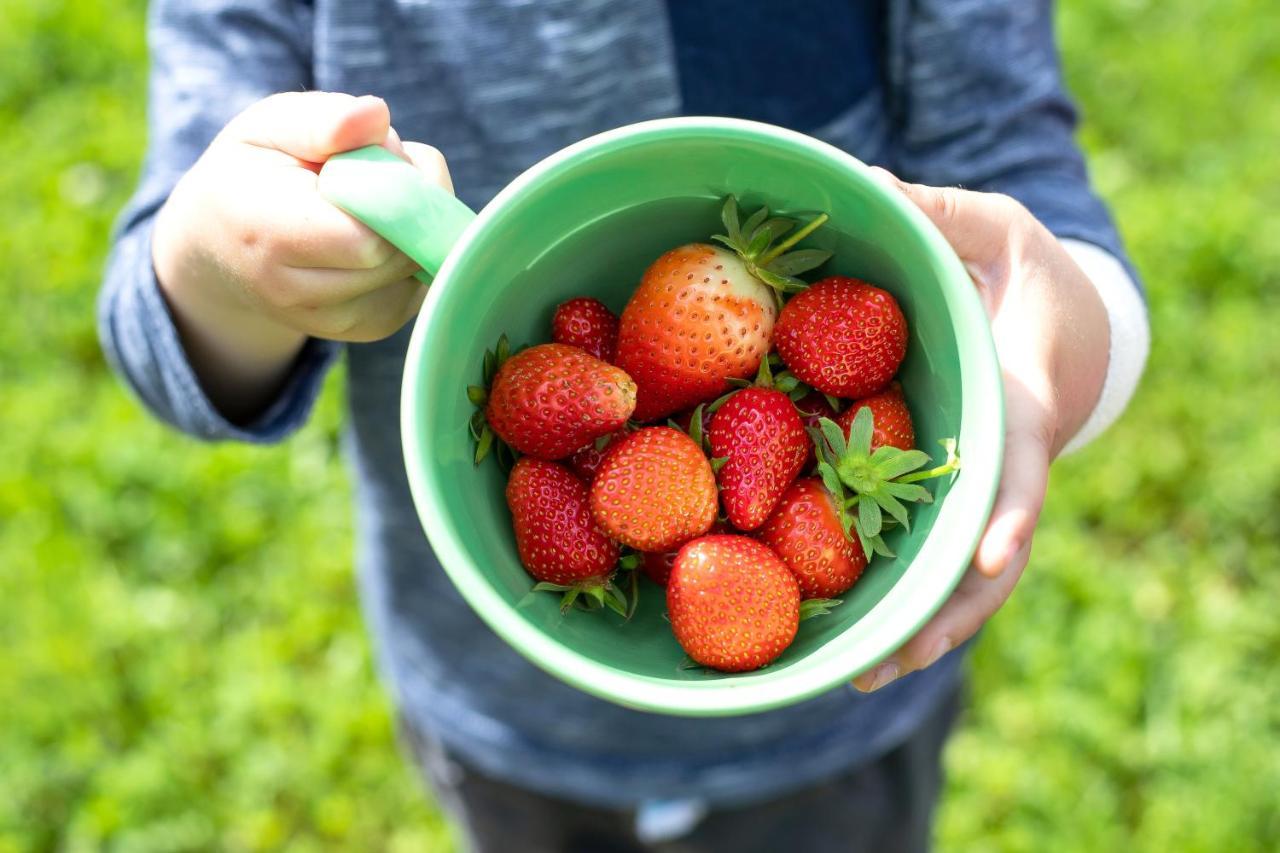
top-left (100, 2), bottom-right (1148, 850)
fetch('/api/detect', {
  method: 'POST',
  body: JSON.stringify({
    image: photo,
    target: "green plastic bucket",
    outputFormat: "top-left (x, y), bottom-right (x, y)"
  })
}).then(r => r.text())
top-left (319, 117), bottom-right (1003, 716)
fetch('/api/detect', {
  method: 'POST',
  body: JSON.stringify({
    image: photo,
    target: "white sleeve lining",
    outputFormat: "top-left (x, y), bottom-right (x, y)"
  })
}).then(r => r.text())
top-left (1057, 239), bottom-right (1151, 454)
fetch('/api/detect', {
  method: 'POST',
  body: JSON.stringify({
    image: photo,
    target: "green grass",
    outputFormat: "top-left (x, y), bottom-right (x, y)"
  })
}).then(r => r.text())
top-left (1, 0), bottom-right (1276, 850)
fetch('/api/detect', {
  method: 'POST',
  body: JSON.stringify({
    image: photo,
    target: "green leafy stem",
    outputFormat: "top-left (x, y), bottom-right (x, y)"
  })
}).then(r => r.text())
top-left (711, 195), bottom-right (831, 307)
top-left (811, 407), bottom-right (961, 560)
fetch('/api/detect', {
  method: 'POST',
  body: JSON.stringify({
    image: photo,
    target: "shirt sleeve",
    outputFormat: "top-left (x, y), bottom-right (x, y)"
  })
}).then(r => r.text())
top-left (96, 0), bottom-right (341, 444)
top-left (886, 1), bottom-right (1139, 277)
top-left (1058, 240), bottom-right (1150, 454)
top-left (885, 0), bottom-right (1149, 447)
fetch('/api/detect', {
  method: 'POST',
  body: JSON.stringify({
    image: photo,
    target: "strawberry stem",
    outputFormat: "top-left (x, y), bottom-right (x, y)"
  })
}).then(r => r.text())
top-left (757, 213), bottom-right (829, 267)
top-left (897, 439), bottom-right (962, 483)
top-left (898, 461), bottom-right (958, 483)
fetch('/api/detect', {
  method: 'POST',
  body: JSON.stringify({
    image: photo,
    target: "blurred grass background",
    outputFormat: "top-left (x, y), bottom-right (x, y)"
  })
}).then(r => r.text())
top-left (1, 0), bottom-right (1277, 849)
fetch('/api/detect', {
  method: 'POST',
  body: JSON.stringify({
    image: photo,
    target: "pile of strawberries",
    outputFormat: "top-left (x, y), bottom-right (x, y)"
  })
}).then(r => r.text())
top-left (469, 198), bottom-right (958, 673)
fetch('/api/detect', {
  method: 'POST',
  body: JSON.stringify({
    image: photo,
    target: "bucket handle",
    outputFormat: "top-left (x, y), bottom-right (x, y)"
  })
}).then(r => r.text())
top-left (318, 145), bottom-right (476, 283)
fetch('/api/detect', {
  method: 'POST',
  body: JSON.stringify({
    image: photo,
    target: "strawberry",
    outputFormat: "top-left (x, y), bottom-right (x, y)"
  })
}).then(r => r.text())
top-left (615, 197), bottom-right (830, 422)
top-left (640, 549), bottom-right (678, 588)
top-left (667, 535), bottom-right (800, 672)
top-left (757, 478), bottom-right (867, 599)
top-left (589, 426), bottom-right (717, 552)
top-left (774, 276), bottom-right (908, 399)
top-left (552, 297), bottom-right (619, 363)
top-left (469, 340), bottom-right (636, 462)
top-left (793, 391), bottom-right (838, 433)
top-left (835, 383), bottom-right (915, 452)
top-left (640, 520), bottom-right (730, 587)
top-left (616, 243), bottom-right (774, 421)
top-left (708, 387), bottom-right (809, 531)
top-left (505, 458), bottom-right (626, 613)
top-left (792, 390), bottom-right (838, 469)
top-left (567, 431), bottom-right (623, 483)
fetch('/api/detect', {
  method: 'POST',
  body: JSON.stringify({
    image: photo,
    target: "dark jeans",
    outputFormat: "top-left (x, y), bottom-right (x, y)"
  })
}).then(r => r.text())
top-left (399, 685), bottom-right (962, 853)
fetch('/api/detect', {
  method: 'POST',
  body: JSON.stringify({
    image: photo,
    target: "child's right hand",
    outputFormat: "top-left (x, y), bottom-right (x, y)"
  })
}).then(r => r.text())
top-left (151, 92), bottom-right (451, 420)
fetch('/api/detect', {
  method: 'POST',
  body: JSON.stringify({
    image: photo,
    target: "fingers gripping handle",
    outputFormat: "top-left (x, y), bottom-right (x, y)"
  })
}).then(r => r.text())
top-left (318, 145), bottom-right (476, 282)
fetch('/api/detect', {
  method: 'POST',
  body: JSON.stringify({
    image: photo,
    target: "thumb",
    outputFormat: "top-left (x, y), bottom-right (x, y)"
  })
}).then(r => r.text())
top-left (230, 91), bottom-right (391, 163)
top-left (867, 167), bottom-right (1025, 265)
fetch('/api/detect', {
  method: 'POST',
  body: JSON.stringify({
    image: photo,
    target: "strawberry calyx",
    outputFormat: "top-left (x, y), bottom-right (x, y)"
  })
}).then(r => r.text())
top-left (667, 403), bottom-right (727, 472)
top-left (615, 551), bottom-right (643, 620)
top-left (811, 406), bottom-right (961, 560)
top-left (799, 598), bottom-right (842, 621)
top-left (723, 353), bottom-right (814, 403)
top-left (677, 655), bottom-right (709, 672)
top-left (710, 196), bottom-right (831, 301)
top-left (531, 572), bottom-right (632, 618)
top-left (467, 334), bottom-right (519, 469)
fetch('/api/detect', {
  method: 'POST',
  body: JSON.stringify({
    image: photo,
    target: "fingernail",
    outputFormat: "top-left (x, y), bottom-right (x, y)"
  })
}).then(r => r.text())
top-left (856, 661), bottom-right (900, 693)
top-left (922, 637), bottom-right (953, 669)
top-left (978, 529), bottom-right (1021, 577)
top-left (382, 125), bottom-right (409, 160)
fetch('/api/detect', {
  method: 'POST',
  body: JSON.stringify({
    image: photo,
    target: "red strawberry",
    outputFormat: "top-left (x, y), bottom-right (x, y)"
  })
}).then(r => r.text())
top-left (640, 520), bottom-right (730, 587)
top-left (505, 458), bottom-right (620, 586)
top-left (757, 478), bottom-right (867, 599)
top-left (616, 244), bottom-right (775, 421)
top-left (667, 535), bottom-right (800, 672)
top-left (640, 550), bottom-right (677, 588)
top-left (615, 198), bottom-right (830, 422)
top-left (708, 387), bottom-right (809, 531)
top-left (590, 426), bottom-right (717, 551)
top-left (474, 342), bottom-right (636, 461)
top-left (567, 431), bottom-right (623, 483)
top-left (552, 297), bottom-right (619, 363)
top-left (774, 276), bottom-right (907, 399)
top-left (835, 383), bottom-right (915, 452)
top-left (793, 391), bottom-right (837, 432)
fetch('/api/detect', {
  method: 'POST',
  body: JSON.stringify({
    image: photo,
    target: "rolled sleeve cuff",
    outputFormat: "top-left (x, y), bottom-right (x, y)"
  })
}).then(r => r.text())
top-left (1058, 239), bottom-right (1150, 454)
top-left (99, 224), bottom-right (340, 444)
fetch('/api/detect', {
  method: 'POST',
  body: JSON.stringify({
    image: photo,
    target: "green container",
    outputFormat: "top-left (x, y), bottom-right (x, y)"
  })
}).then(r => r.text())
top-left (318, 117), bottom-right (1003, 717)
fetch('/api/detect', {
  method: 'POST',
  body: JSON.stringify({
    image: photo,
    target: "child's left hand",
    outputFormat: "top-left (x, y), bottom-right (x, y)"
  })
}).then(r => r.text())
top-left (853, 170), bottom-right (1111, 692)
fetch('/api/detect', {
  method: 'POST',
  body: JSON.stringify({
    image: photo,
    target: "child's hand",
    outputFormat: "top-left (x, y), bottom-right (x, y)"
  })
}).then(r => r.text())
top-left (853, 170), bottom-right (1111, 691)
top-left (152, 92), bottom-right (451, 420)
